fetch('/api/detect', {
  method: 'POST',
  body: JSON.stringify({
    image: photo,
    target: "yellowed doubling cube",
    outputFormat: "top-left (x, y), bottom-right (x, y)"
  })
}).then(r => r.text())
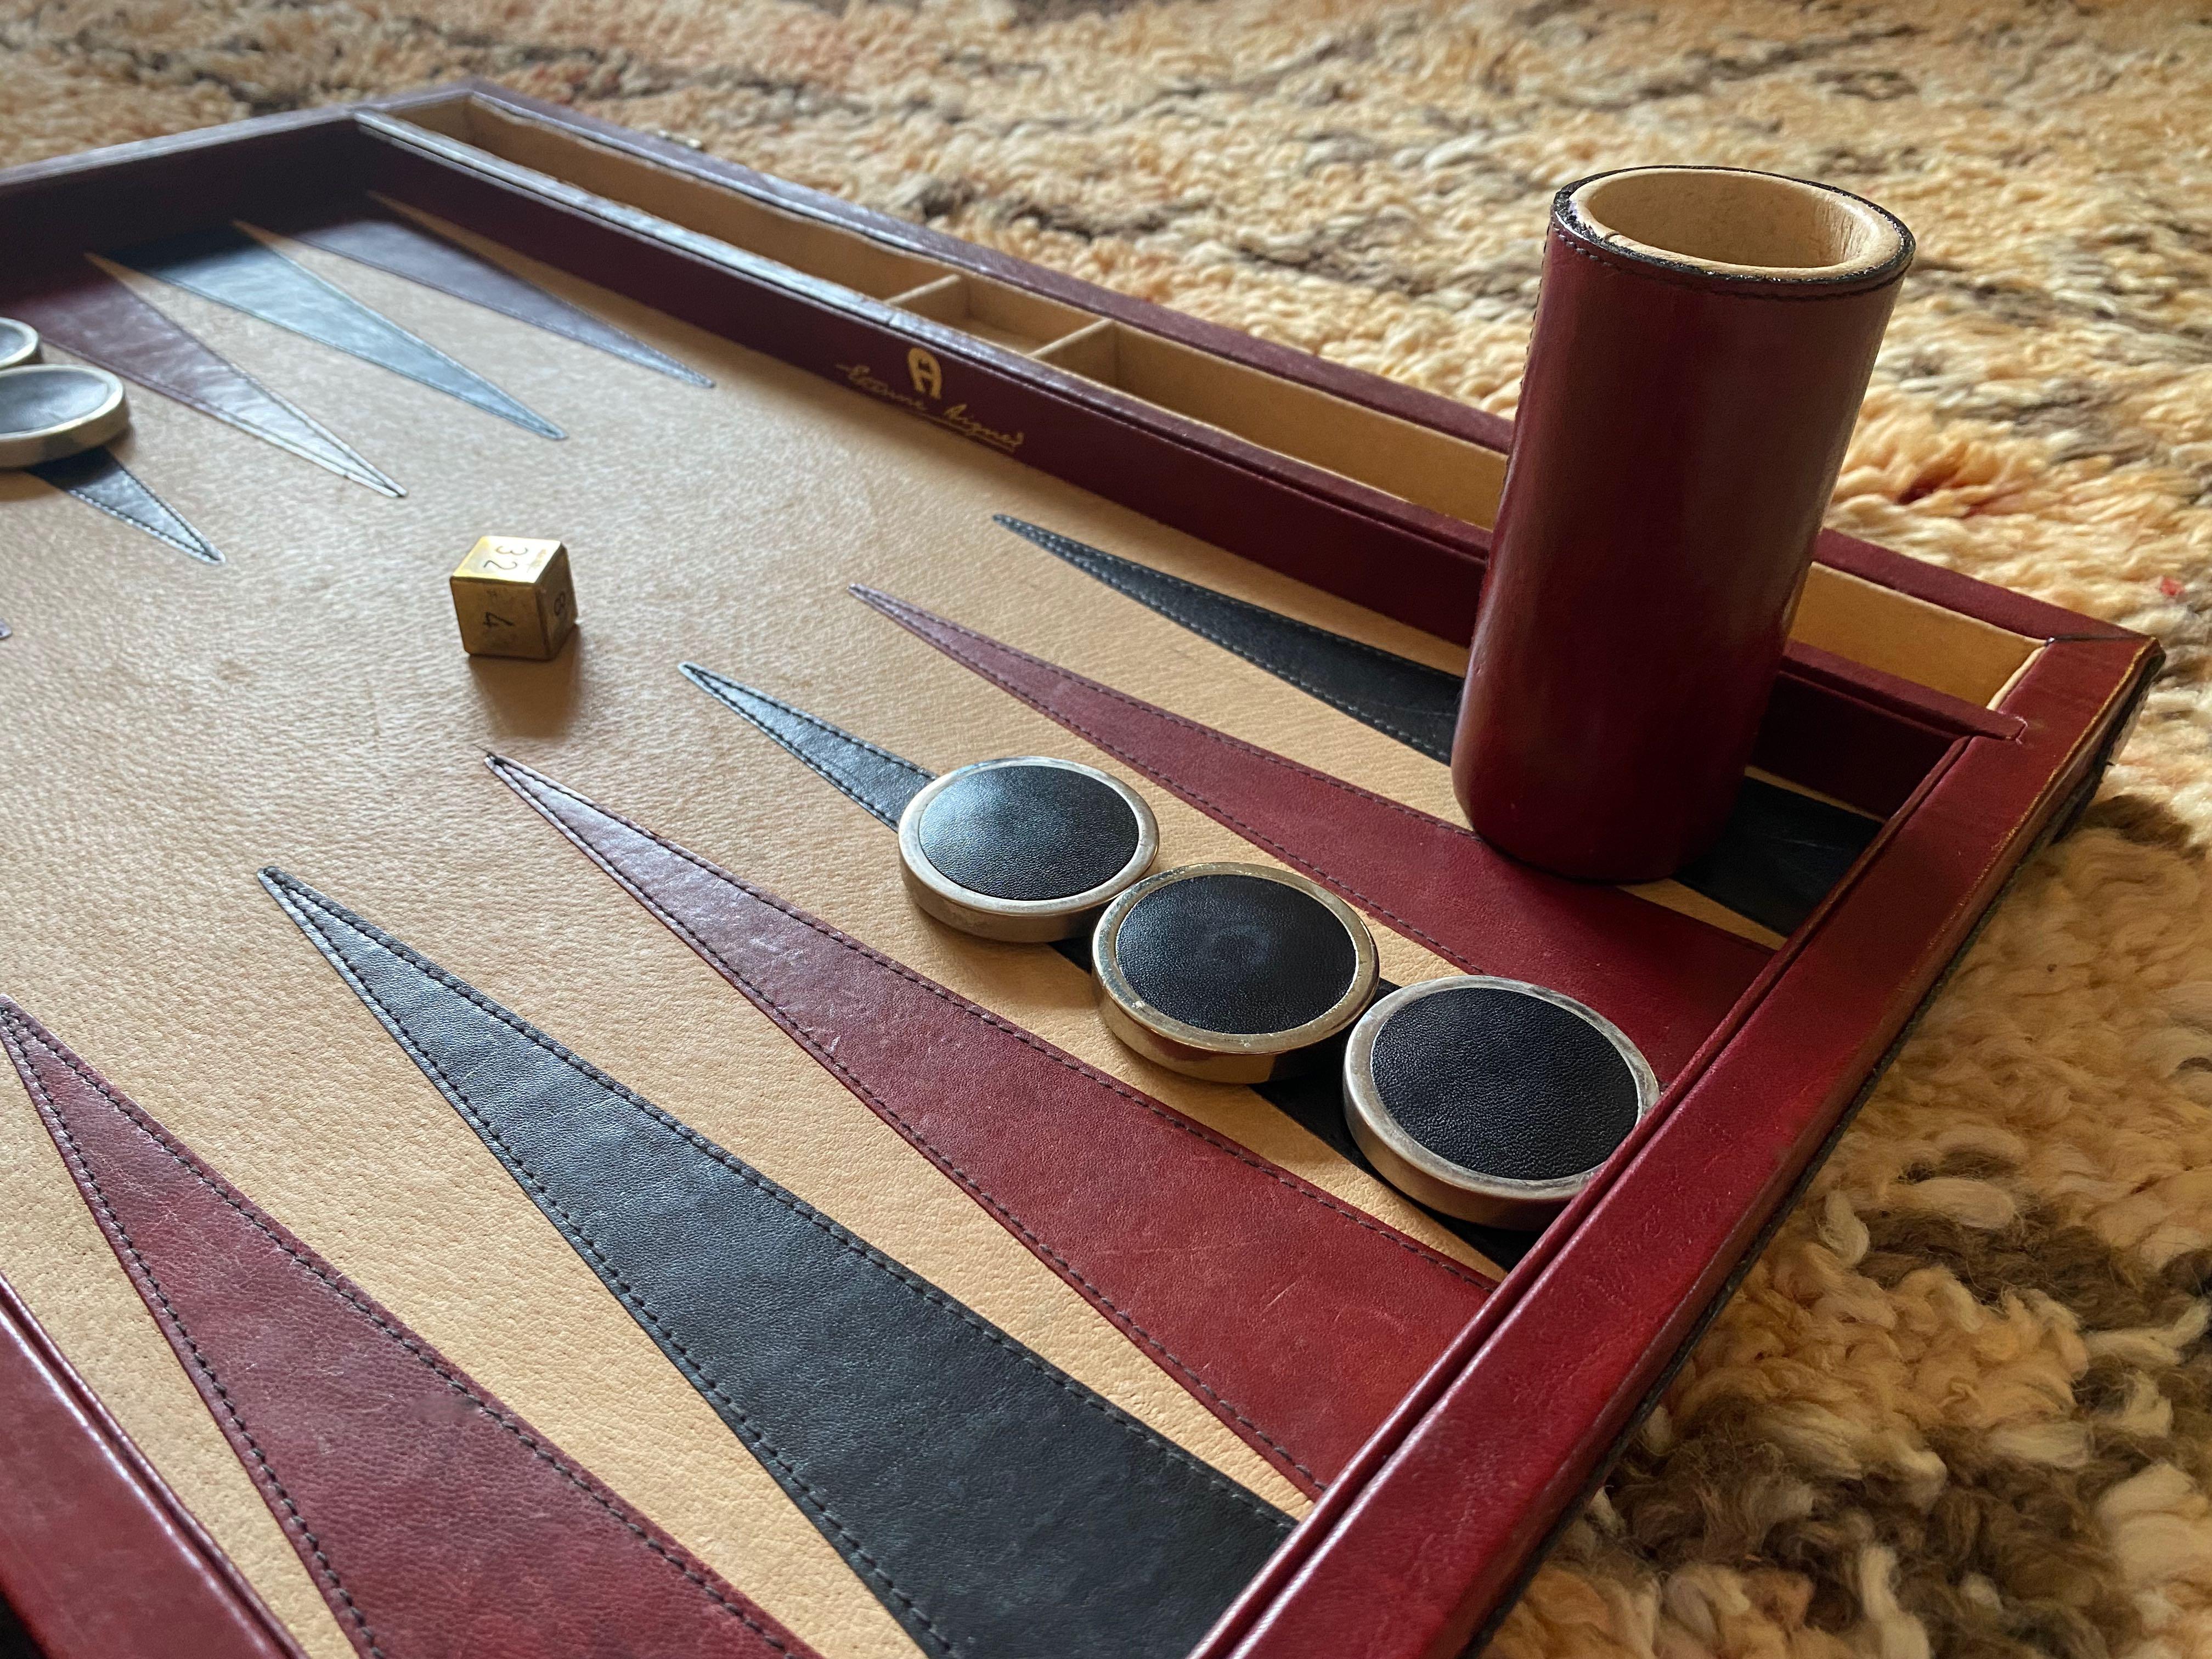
top-left (449, 537), bottom-right (577, 661)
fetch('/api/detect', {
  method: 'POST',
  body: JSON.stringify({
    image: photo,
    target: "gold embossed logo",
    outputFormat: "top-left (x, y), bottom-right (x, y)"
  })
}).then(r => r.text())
top-left (906, 347), bottom-right (944, 400)
top-left (834, 362), bottom-right (1025, 454)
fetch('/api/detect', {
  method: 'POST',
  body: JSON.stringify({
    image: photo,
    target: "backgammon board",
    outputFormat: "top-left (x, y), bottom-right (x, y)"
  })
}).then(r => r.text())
top-left (0, 82), bottom-right (2159, 1659)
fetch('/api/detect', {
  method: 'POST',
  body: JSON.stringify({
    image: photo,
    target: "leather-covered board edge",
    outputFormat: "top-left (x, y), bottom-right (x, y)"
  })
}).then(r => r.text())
top-left (1193, 630), bottom-right (2163, 1659)
top-left (0, 1274), bottom-right (304, 1659)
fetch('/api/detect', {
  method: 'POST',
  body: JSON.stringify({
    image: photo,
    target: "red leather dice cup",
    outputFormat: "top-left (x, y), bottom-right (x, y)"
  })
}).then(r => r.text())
top-left (1453, 166), bottom-right (1912, 883)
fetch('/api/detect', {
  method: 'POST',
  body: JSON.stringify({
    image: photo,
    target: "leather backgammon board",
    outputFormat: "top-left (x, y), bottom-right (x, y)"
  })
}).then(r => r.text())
top-left (0, 81), bottom-right (2159, 1659)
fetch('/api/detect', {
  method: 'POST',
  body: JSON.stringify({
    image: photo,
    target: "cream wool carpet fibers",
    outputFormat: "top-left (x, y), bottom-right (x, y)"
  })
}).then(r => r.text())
top-left (5, 1), bottom-right (2212, 1654)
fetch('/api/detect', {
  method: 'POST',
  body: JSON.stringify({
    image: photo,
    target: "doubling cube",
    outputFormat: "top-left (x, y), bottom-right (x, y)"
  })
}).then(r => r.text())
top-left (449, 536), bottom-right (577, 661)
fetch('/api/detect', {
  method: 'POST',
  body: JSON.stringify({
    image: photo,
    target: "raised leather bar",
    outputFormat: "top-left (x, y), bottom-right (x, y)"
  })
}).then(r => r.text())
top-left (1454, 168), bottom-right (1913, 880)
top-left (0, 1269), bottom-right (305, 1659)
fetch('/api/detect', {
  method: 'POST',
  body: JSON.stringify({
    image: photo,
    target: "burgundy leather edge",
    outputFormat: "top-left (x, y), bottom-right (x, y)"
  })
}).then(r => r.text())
top-left (0, 106), bottom-right (354, 202)
top-left (1194, 630), bottom-right (2159, 1659)
top-left (1751, 670), bottom-right (1953, 819)
top-left (414, 83), bottom-right (2143, 654)
top-left (0, 1273), bottom-right (306, 1659)
top-left (0, 118), bottom-right (366, 251)
top-left (367, 81), bottom-right (1522, 460)
top-left (1785, 641), bottom-right (2025, 741)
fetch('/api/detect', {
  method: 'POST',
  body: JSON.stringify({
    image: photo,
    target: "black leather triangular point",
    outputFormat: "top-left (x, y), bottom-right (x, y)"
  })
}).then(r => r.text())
top-left (261, 866), bottom-right (1289, 1659)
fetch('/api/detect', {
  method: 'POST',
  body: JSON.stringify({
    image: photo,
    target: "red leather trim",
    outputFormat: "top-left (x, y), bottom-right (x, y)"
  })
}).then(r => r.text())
top-left (1750, 670), bottom-right (1954, 819)
top-left (487, 756), bottom-right (1492, 1495)
top-left (0, 117), bottom-right (363, 252)
top-left (0, 1272), bottom-right (304, 1659)
top-left (853, 589), bottom-right (1769, 1081)
top-left (1196, 634), bottom-right (2159, 1659)
top-left (0, 998), bottom-right (821, 1659)
top-left (1782, 642), bottom-right (2023, 742)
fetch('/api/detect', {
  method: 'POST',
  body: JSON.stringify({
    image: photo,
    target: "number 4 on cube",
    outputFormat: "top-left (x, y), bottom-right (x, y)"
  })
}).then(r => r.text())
top-left (449, 536), bottom-right (578, 661)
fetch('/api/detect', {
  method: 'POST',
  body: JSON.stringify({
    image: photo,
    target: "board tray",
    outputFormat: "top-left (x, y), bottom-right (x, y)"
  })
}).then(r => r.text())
top-left (0, 81), bottom-right (2160, 1659)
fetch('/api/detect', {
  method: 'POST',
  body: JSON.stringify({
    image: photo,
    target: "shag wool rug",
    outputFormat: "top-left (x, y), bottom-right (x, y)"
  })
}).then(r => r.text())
top-left (7, 1), bottom-right (2212, 1655)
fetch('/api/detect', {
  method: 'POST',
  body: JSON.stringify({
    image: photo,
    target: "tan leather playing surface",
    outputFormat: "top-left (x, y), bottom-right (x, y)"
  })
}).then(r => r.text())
top-left (0, 218), bottom-right (1510, 1659)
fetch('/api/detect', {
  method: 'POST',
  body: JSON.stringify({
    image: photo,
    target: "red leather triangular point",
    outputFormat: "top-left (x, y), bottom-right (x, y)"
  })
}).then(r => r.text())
top-left (0, 995), bottom-right (819, 1659)
top-left (487, 754), bottom-right (1493, 1495)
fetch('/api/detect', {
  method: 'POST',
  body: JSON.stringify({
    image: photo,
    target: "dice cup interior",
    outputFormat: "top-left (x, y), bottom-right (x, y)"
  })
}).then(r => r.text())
top-left (1452, 166), bottom-right (1912, 883)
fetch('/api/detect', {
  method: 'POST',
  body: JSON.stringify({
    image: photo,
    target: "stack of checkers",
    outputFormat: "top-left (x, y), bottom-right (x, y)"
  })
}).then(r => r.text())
top-left (898, 755), bottom-right (1656, 1228)
top-left (0, 317), bottom-right (134, 467)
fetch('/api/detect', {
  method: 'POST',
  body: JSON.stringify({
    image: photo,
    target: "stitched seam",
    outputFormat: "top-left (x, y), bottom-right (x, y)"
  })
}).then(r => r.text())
top-left (2, 1015), bottom-right (390, 1657)
top-left (1046, 543), bottom-right (1450, 759)
top-left (1553, 229), bottom-right (1908, 300)
top-left (865, 595), bottom-right (1496, 974)
top-left (269, 881), bottom-right (1291, 1551)
top-left (0, 1008), bottom-right (798, 1658)
top-left (685, 667), bottom-right (930, 828)
top-left (489, 760), bottom-right (1481, 1492)
top-left (54, 482), bottom-right (219, 564)
top-left (490, 773), bottom-right (1332, 1488)
top-left (498, 761), bottom-right (1485, 1293)
top-left (266, 895), bottom-right (955, 1653)
top-left (64, 337), bottom-right (377, 486)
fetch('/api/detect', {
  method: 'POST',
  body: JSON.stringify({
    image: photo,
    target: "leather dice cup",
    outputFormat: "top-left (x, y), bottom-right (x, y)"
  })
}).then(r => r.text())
top-left (1453, 166), bottom-right (1914, 883)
